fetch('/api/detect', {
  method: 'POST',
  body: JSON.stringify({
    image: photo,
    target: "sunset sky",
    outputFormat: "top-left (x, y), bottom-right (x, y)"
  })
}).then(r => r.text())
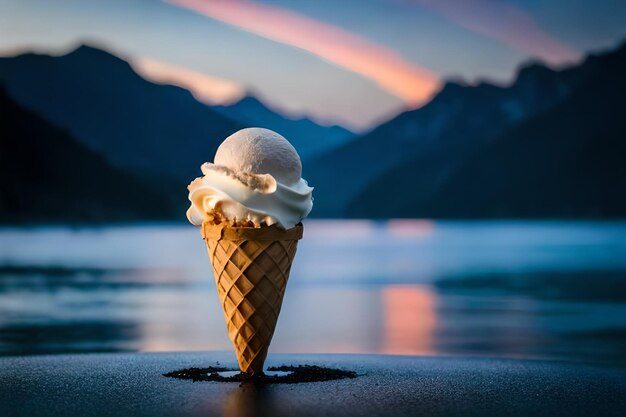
top-left (2, 0), bottom-right (625, 131)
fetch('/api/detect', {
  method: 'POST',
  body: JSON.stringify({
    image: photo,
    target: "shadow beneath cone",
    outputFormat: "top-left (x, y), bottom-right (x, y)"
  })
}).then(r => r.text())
top-left (163, 365), bottom-right (357, 384)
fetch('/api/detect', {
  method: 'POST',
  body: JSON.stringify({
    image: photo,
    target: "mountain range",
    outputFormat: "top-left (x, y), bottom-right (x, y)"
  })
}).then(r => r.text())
top-left (309, 42), bottom-right (626, 218)
top-left (0, 85), bottom-right (179, 223)
top-left (0, 45), bottom-right (354, 184)
top-left (348, 45), bottom-right (626, 218)
top-left (1, 42), bottom-right (625, 222)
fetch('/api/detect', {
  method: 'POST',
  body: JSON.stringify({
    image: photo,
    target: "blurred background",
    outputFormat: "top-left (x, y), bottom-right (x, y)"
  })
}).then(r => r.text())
top-left (1, 0), bottom-right (626, 366)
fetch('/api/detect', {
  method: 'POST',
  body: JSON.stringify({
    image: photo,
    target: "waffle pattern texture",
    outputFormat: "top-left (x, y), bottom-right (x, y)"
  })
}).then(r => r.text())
top-left (202, 222), bottom-right (303, 374)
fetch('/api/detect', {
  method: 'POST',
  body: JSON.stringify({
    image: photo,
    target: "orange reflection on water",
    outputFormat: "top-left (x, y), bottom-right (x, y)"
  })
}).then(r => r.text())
top-left (381, 285), bottom-right (437, 355)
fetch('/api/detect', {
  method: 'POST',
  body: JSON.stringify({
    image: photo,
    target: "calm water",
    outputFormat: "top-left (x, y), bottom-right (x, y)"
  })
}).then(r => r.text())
top-left (1, 220), bottom-right (626, 366)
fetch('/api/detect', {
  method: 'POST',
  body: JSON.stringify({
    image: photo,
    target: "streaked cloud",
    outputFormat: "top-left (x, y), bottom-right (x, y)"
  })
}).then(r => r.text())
top-left (131, 57), bottom-right (245, 105)
top-left (166, 0), bottom-right (439, 106)
top-left (408, 0), bottom-right (581, 65)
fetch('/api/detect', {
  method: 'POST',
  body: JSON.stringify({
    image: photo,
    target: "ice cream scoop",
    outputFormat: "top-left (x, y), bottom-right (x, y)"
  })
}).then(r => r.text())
top-left (214, 127), bottom-right (303, 186)
top-left (187, 127), bottom-right (313, 229)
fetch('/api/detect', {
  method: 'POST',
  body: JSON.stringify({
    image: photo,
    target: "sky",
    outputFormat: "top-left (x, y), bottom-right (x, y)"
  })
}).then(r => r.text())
top-left (1, 0), bottom-right (626, 131)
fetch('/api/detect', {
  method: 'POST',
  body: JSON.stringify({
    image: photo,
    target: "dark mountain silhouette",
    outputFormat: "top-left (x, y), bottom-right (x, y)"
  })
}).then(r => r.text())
top-left (2, 42), bottom-right (625, 222)
top-left (350, 42), bottom-right (626, 218)
top-left (0, 45), bottom-right (242, 184)
top-left (0, 85), bottom-right (180, 223)
top-left (0, 44), bottom-right (354, 185)
top-left (304, 52), bottom-right (577, 217)
top-left (215, 95), bottom-right (355, 158)
top-left (308, 47), bottom-right (593, 217)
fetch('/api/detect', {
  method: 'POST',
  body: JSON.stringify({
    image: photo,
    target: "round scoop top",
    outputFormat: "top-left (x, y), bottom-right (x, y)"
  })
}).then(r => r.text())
top-left (214, 128), bottom-right (302, 186)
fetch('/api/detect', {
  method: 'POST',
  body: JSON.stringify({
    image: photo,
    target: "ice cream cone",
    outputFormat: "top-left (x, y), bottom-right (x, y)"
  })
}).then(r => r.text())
top-left (202, 222), bottom-right (303, 375)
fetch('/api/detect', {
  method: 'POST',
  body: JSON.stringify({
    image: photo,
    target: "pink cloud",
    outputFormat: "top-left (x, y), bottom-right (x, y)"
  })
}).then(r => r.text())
top-left (131, 56), bottom-right (245, 105)
top-left (409, 0), bottom-right (581, 65)
top-left (166, 0), bottom-right (440, 106)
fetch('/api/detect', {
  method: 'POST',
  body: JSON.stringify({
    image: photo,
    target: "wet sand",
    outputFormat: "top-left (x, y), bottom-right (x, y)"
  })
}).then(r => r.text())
top-left (1, 352), bottom-right (625, 416)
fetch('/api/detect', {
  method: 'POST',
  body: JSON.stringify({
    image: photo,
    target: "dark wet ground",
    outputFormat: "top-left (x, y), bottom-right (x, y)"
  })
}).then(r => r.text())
top-left (2, 352), bottom-right (626, 417)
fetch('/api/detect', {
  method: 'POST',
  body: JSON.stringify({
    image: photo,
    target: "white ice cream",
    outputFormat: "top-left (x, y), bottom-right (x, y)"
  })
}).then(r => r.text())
top-left (187, 128), bottom-right (313, 229)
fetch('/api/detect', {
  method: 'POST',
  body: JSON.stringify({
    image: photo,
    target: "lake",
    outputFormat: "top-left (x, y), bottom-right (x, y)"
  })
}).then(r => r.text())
top-left (1, 220), bottom-right (626, 366)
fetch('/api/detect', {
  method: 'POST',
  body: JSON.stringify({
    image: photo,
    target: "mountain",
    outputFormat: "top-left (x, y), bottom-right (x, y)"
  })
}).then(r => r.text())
top-left (0, 44), bottom-right (355, 184)
top-left (214, 95), bottom-right (354, 159)
top-left (0, 85), bottom-right (180, 223)
top-left (3, 42), bottom-right (624, 222)
top-left (0, 45), bottom-right (242, 184)
top-left (309, 42), bottom-right (621, 218)
top-left (350, 43), bottom-right (626, 218)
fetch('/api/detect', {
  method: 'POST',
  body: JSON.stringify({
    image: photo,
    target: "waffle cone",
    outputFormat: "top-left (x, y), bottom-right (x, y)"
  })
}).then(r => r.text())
top-left (202, 222), bottom-right (303, 374)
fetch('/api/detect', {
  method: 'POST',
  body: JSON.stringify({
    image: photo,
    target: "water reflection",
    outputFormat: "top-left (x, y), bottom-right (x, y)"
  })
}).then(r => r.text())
top-left (222, 384), bottom-right (276, 417)
top-left (387, 219), bottom-right (435, 237)
top-left (1, 221), bottom-right (626, 366)
top-left (381, 285), bottom-right (436, 355)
